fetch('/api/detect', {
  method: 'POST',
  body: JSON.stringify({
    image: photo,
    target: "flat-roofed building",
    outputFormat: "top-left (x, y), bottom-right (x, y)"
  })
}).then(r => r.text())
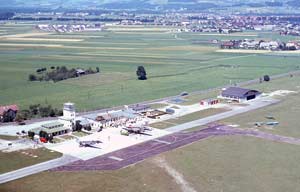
top-left (29, 121), bottom-right (70, 138)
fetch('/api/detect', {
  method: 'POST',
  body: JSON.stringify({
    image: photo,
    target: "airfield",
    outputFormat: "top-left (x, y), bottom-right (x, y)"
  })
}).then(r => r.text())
top-left (1, 23), bottom-right (300, 192)
top-left (0, 91), bottom-right (291, 184)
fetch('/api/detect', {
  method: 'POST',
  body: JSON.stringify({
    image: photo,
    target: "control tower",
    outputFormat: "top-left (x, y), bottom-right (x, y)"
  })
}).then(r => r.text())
top-left (59, 102), bottom-right (76, 129)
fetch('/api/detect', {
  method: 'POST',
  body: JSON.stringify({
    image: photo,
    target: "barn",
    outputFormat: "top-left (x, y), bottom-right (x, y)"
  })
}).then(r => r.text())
top-left (220, 87), bottom-right (261, 102)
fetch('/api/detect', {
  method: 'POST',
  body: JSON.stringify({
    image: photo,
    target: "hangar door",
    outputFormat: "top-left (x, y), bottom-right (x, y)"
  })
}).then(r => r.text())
top-left (247, 95), bottom-right (256, 100)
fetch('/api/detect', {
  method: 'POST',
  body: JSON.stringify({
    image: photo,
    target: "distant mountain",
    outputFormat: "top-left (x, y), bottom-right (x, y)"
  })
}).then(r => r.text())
top-left (0, 0), bottom-right (295, 10)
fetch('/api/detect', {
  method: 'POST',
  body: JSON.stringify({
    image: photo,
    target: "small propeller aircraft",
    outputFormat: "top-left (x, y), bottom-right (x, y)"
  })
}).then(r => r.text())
top-left (266, 121), bottom-right (279, 126)
top-left (121, 125), bottom-right (152, 136)
top-left (75, 138), bottom-right (102, 148)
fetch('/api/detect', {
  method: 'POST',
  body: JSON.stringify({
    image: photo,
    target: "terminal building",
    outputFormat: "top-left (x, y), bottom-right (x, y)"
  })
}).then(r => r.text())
top-left (219, 87), bottom-right (261, 102)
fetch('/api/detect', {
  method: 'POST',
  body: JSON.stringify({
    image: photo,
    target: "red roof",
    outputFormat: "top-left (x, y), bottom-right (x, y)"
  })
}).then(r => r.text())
top-left (0, 105), bottom-right (19, 116)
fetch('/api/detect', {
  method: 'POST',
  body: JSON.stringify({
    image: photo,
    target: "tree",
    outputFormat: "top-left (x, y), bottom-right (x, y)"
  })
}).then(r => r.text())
top-left (28, 74), bottom-right (37, 81)
top-left (39, 105), bottom-right (52, 117)
top-left (74, 120), bottom-right (83, 132)
top-left (263, 75), bottom-right (270, 82)
top-left (59, 66), bottom-right (68, 73)
top-left (96, 67), bottom-right (100, 73)
top-left (29, 104), bottom-right (40, 115)
top-left (49, 109), bottom-right (56, 117)
top-left (136, 66), bottom-right (147, 80)
top-left (28, 131), bottom-right (35, 139)
top-left (15, 112), bottom-right (25, 122)
top-left (2, 110), bottom-right (16, 122)
top-left (86, 67), bottom-right (95, 74)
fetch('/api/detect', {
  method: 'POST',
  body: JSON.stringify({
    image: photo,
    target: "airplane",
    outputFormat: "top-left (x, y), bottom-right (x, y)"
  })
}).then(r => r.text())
top-left (266, 121), bottom-right (279, 126)
top-left (265, 115), bottom-right (275, 120)
top-left (254, 122), bottom-right (264, 127)
top-left (121, 126), bottom-right (152, 136)
top-left (75, 138), bottom-right (102, 148)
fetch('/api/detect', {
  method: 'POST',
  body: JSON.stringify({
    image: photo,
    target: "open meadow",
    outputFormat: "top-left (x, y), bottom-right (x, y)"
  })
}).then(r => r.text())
top-left (1, 23), bottom-right (300, 112)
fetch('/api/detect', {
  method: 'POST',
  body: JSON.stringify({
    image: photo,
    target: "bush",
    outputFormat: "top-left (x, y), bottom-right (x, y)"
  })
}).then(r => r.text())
top-left (28, 74), bottom-right (37, 81)
top-left (263, 75), bottom-right (270, 82)
top-left (39, 105), bottom-right (52, 117)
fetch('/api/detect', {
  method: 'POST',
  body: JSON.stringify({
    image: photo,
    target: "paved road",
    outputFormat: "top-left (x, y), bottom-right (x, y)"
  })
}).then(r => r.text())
top-left (166, 98), bottom-right (279, 132)
top-left (0, 155), bottom-right (78, 184)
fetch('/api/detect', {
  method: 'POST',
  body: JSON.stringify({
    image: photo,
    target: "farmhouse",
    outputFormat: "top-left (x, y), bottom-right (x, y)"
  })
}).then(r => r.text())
top-left (219, 87), bottom-right (261, 102)
top-left (0, 105), bottom-right (19, 123)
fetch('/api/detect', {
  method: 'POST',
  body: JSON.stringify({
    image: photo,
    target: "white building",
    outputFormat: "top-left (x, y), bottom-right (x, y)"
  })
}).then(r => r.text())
top-left (59, 103), bottom-right (76, 130)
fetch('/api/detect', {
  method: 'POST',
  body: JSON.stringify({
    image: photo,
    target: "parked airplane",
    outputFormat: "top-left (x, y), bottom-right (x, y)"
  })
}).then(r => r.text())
top-left (75, 138), bottom-right (102, 148)
top-left (121, 125), bottom-right (152, 136)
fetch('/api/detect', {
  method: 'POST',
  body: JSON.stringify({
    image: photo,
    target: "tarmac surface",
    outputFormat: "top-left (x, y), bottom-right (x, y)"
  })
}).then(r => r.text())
top-left (166, 97), bottom-right (279, 132)
top-left (52, 124), bottom-right (300, 172)
top-left (1, 123), bottom-right (300, 184)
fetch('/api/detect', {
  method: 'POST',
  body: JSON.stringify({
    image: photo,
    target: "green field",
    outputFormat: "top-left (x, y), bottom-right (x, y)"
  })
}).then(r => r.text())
top-left (150, 108), bottom-right (229, 129)
top-left (0, 148), bottom-right (61, 174)
top-left (1, 23), bottom-right (300, 111)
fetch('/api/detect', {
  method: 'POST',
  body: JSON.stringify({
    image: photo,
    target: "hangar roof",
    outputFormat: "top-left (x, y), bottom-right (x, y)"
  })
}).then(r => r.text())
top-left (222, 87), bottom-right (260, 98)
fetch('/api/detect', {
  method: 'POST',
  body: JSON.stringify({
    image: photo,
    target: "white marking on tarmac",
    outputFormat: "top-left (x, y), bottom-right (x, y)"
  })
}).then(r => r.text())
top-left (109, 156), bottom-right (123, 161)
top-left (154, 139), bottom-right (171, 145)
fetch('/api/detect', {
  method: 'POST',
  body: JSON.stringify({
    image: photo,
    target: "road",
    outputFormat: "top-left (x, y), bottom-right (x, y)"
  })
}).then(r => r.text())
top-left (166, 98), bottom-right (279, 132)
top-left (0, 155), bottom-right (78, 184)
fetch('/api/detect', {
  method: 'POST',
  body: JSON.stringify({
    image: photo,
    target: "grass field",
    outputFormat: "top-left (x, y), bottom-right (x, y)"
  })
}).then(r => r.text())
top-left (150, 108), bottom-right (229, 129)
top-left (0, 135), bottom-right (19, 140)
top-left (163, 135), bottom-right (300, 192)
top-left (0, 148), bottom-right (61, 174)
top-left (1, 23), bottom-right (300, 112)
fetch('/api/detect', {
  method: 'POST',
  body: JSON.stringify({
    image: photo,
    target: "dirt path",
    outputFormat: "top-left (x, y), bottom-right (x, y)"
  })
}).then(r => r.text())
top-left (153, 157), bottom-right (197, 192)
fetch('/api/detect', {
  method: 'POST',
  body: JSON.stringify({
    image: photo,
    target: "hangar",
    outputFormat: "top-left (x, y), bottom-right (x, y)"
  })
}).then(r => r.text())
top-left (220, 87), bottom-right (261, 102)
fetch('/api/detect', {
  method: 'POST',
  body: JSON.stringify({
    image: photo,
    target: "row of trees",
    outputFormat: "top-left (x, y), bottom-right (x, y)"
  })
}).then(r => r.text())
top-left (15, 104), bottom-right (63, 122)
top-left (29, 66), bottom-right (100, 83)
